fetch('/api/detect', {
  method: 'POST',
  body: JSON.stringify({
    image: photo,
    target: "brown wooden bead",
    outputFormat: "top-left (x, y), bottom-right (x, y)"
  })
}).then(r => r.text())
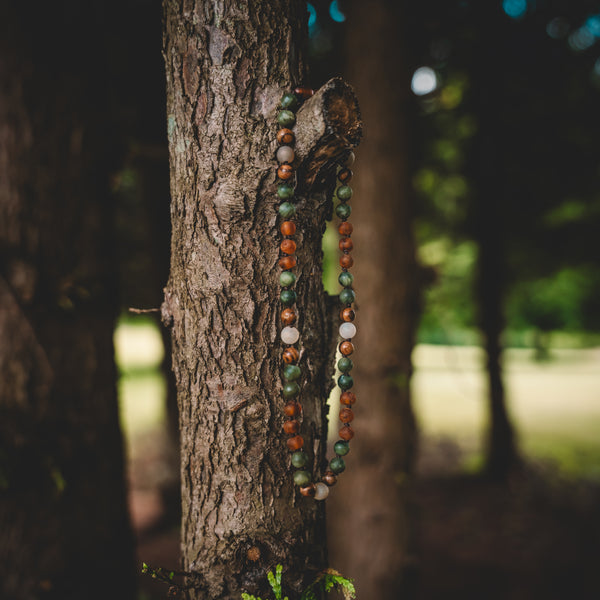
top-left (280, 239), bottom-right (296, 255)
top-left (339, 425), bottom-right (354, 441)
top-left (279, 256), bottom-right (297, 270)
top-left (287, 435), bottom-right (304, 451)
top-left (300, 483), bottom-right (316, 497)
top-left (338, 221), bottom-right (353, 236)
top-left (283, 401), bottom-right (301, 417)
top-left (280, 221), bottom-right (296, 236)
top-left (340, 308), bottom-right (355, 322)
top-left (340, 254), bottom-right (354, 269)
top-left (282, 346), bottom-right (299, 364)
top-left (339, 341), bottom-right (354, 356)
top-left (340, 391), bottom-right (356, 406)
top-left (283, 419), bottom-right (300, 434)
top-left (339, 237), bottom-right (353, 252)
top-left (277, 128), bottom-right (294, 145)
top-left (323, 471), bottom-right (337, 486)
top-left (278, 164), bottom-right (293, 180)
top-left (337, 168), bottom-right (353, 183)
top-left (294, 86), bottom-right (314, 99)
top-left (339, 408), bottom-right (354, 423)
top-left (281, 308), bottom-right (296, 325)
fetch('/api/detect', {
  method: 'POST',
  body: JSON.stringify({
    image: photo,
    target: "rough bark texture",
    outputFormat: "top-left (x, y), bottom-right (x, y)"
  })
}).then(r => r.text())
top-left (162, 3), bottom-right (361, 598)
top-left (327, 1), bottom-right (420, 597)
top-left (0, 3), bottom-right (135, 599)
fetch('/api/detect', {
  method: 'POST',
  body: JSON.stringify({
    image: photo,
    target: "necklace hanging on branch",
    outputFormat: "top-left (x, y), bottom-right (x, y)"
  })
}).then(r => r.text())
top-left (275, 87), bottom-right (357, 501)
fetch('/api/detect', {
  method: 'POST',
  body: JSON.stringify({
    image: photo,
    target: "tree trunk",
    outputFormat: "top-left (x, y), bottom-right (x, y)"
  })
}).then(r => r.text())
top-left (162, 2), bottom-right (361, 598)
top-left (327, 1), bottom-right (420, 597)
top-left (0, 3), bottom-right (135, 599)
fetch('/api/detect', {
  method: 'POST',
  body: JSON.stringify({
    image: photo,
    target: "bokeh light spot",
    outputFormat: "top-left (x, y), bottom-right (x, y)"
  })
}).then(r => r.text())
top-left (503, 0), bottom-right (527, 20)
top-left (585, 15), bottom-right (600, 38)
top-left (568, 26), bottom-right (595, 51)
top-left (546, 17), bottom-right (570, 39)
top-left (329, 0), bottom-right (346, 23)
top-left (412, 67), bottom-right (438, 96)
top-left (307, 3), bottom-right (317, 30)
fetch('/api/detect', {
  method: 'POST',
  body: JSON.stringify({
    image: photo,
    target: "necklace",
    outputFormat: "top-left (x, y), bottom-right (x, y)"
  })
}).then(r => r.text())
top-left (275, 87), bottom-right (356, 501)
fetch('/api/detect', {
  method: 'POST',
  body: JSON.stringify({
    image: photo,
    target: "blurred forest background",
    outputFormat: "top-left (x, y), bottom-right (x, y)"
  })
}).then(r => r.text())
top-left (2, 0), bottom-right (600, 598)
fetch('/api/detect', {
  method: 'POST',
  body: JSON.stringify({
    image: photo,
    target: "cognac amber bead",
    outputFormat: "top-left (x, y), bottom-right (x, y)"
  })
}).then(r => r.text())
top-left (280, 221), bottom-right (296, 236)
top-left (281, 308), bottom-right (296, 325)
top-left (277, 128), bottom-right (295, 145)
top-left (339, 341), bottom-right (354, 356)
top-left (278, 164), bottom-right (293, 180)
top-left (323, 471), bottom-right (338, 486)
top-left (300, 483), bottom-right (316, 497)
top-left (287, 435), bottom-right (304, 451)
top-left (340, 307), bottom-right (355, 322)
top-left (337, 168), bottom-right (353, 183)
top-left (339, 425), bottom-right (354, 441)
top-left (340, 391), bottom-right (356, 405)
top-left (280, 239), bottom-right (296, 255)
top-left (338, 221), bottom-right (353, 236)
top-left (282, 346), bottom-right (299, 364)
top-left (339, 237), bottom-right (353, 252)
top-left (283, 401), bottom-right (301, 417)
top-left (283, 419), bottom-right (300, 434)
top-left (339, 408), bottom-right (354, 423)
top-left (340, 254), bottom-right (354, 269)
top-left (279, 256), bottom-right (297, 270)
top-left (294, 86), bottom-right (314, 99)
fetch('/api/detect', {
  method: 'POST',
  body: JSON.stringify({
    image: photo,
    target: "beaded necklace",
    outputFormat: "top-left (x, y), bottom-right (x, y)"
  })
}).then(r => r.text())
top-left (275, 87), bottom-right (356, 501)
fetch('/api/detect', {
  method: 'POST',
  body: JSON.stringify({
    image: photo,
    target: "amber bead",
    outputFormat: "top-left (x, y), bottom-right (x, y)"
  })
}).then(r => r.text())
top-left (339, 341), bottom-right (354, 356)
top-left (339, 237), bottom-right (354, 252)
top-left (300, 483), bottom-right (316, 497)
top-left (287, 435), bottom-right (304, 451)
top-left (283, 419), bottom-right (300, 435)
top-left (277, 128), bottom-right (295, 145)
top-left (339, 425), bottom-right (354, 441)
top-left (282, 346), bottom-right (299, 364)
top-left (278, 164), bottom-right (293, 180)
top-left (340, 391), bottom-right (356, 405)
top-left (280, 239), bottom-right (297, 255)
top-left (338, 222), bottom-right (353, 236)
top-left (340, 254), bottom-right (354, 269)
top-left (281, 308), bottom-right (296, 325)
top-left (338, 168), bottom-right (353, 183)
top-left (294, 86), bottom-right (314, 99)
top-left (323, 471), bottom-right (338, 486)
top-left (280, 221), bottom-right (296, 236)
top-left (340, 307), bottom-right (355, 322)
top-left (279, 256), bottom-right (297, 270)
top-left (339, 408), bottom-right (354, 423)
top-left (284, 401), bottom-right (301, 417)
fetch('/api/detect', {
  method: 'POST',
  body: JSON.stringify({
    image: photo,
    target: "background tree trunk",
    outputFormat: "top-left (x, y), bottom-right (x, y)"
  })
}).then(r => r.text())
top-left (327, 1), bottom-right (420, 597)
top-left (0, 3), bottom-right (135, 599)
top-left (162, 2), bottom-right (360, 598)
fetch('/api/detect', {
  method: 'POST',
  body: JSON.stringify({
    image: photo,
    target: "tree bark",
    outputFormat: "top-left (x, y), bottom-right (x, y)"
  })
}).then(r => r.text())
top-left (162, 2), bottom-right (360, 598)
top-left (327, 1), bottom-right (420, 597)
top-left (0, 3), bottom-right (135, 599)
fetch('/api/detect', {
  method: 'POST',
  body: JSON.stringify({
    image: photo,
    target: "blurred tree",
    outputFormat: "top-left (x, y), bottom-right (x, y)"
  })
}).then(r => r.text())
top-left (0, 2), bottom-right (135, 599)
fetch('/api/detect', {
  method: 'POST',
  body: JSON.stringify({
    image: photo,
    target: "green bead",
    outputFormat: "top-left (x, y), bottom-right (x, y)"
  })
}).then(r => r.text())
top-left (330, 456), bottom-right (346, 473)
top-left (334, 440), bottom-right (350, 456)
top-left (280, 290), bottom-right (297, 305)
top-left (293, 470), bottom-right (312, 486)
top-left (338, 272), bottom-right (354, 288)
top-left (337, 185), bottom-right (353, 201)
top-left (278, 110), bottom-right (296, 128)
top-left (337, 357), bottom-right (353, 373)
top-left (335, 203), bottom-right (352, 219)
top-left (291, 451), bottom-right (308, 468)
top-left (279, 202), bottom-right (296, 219)
top-left (338, 374), bottom-right (354, 390)
top-left (283, 364), bottom-right (301, 381)
top-left (339, 288), bottom-right (355, 304)
top-left (280, 271), bottom-right (296, 287)
top-left (278, 183), bottom-right (295, 200)
top-left (281, 93), bottom-right (299, 111)
top-left (283, 381), bottom-right (300, 398)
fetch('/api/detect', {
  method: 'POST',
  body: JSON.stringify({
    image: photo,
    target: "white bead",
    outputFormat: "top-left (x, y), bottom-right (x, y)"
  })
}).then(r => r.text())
top-left (339, 322), bottom-right (357, 339)
top-left (314, 482), bottom-right (330, 500)
top-left (277, 146), bottom-right (295, 163)
top-left (281, 326), bottom-right (300, 344)
top-left (345, 151), bottom-right (355, 167)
